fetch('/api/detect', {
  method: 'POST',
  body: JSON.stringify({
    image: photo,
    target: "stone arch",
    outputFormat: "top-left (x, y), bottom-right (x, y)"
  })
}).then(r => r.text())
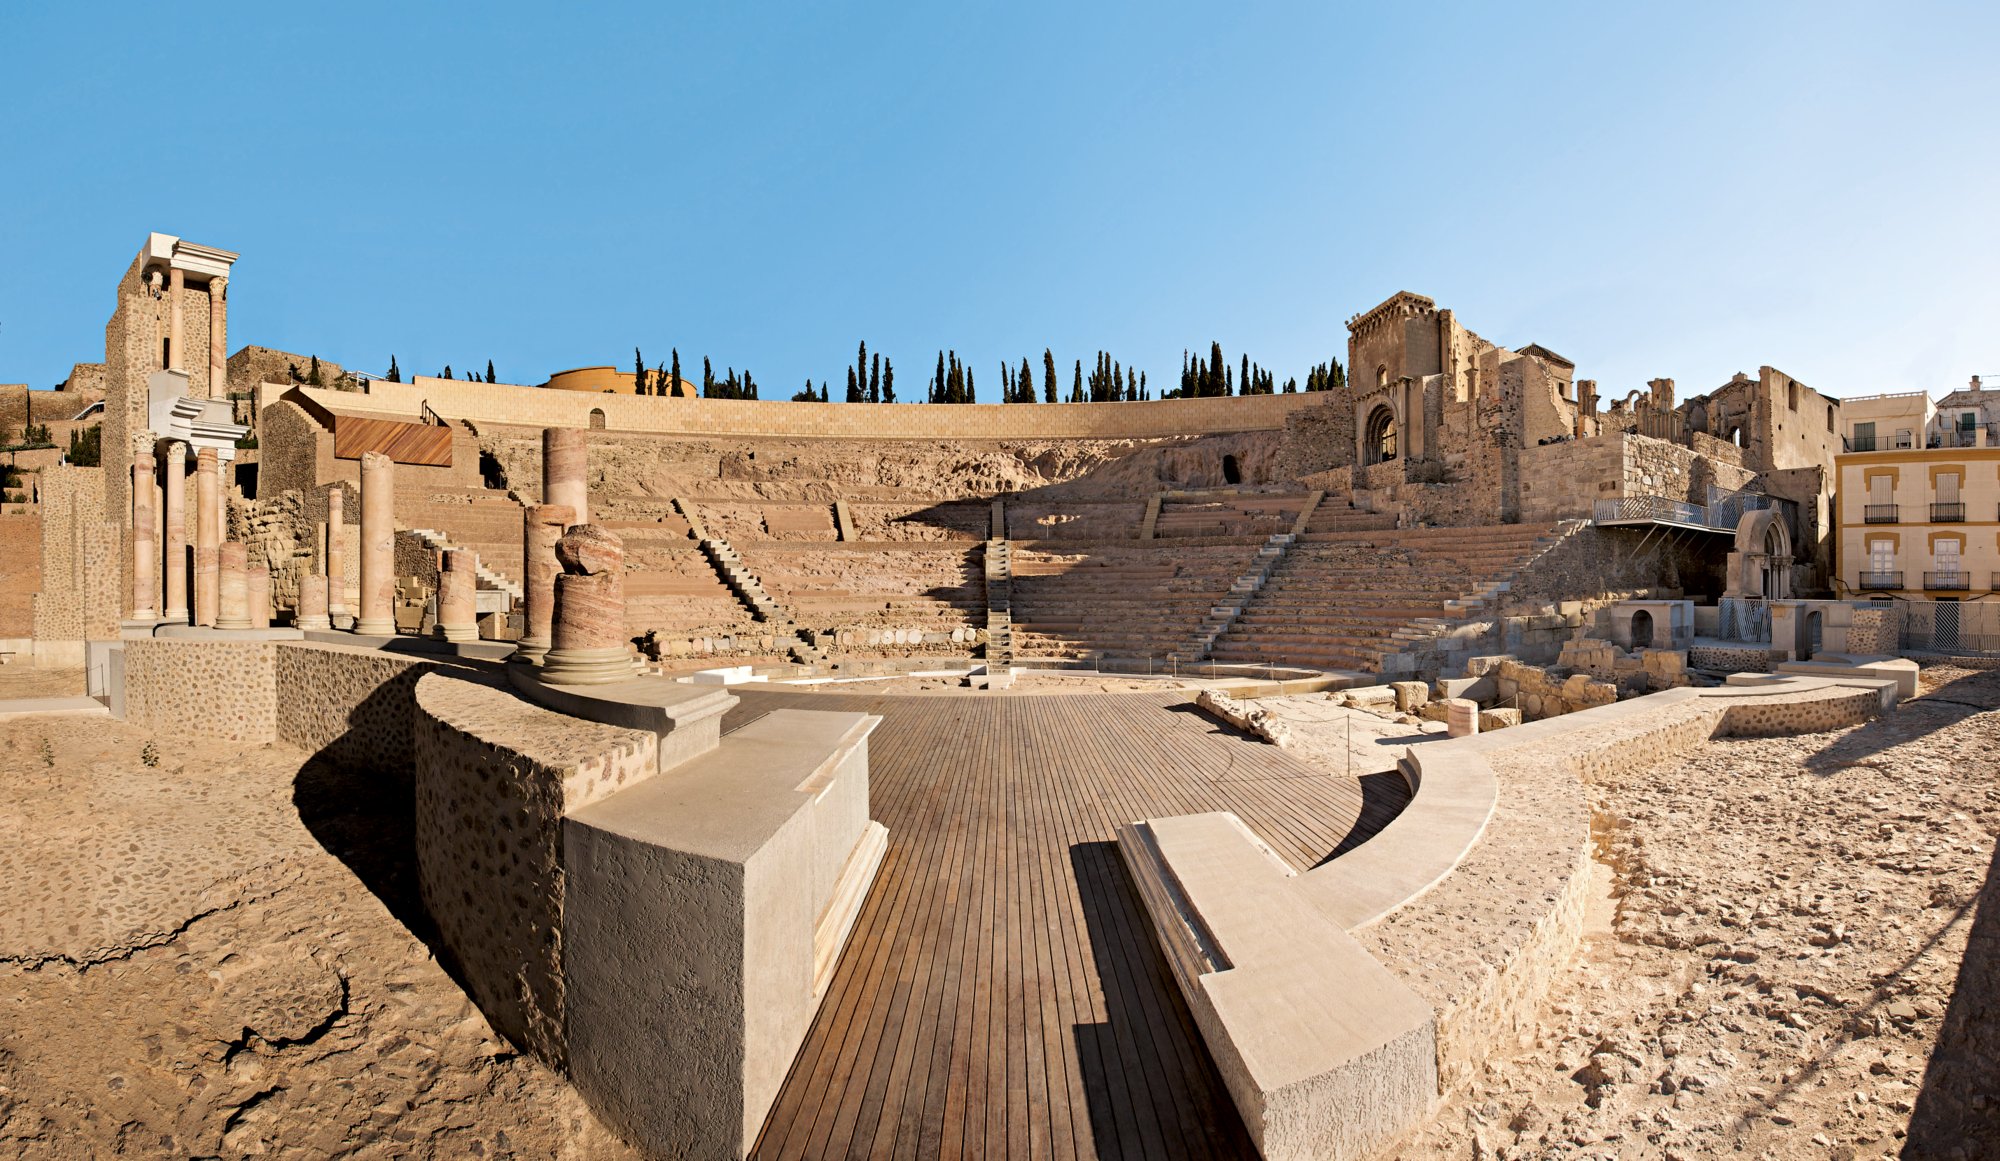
top-left (1363, 404), bottom-right (1399, 466)
top-left (588, 408), bottom-right (606, 430)
top-left (1630, 608), bottom-right (1654, 650)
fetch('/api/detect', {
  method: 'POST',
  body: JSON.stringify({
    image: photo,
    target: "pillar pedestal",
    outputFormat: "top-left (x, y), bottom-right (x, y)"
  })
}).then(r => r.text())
top-left (515, 503), bottom-right (574, 664)
top-left (296, 574), bottom-right (332, 631)
top-left (217, 542), bottom-right (250, 630)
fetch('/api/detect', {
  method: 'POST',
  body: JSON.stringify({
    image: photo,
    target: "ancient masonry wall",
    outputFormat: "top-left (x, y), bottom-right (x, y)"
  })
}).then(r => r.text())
top-left (0, 514), bottom-right (43, 638)
top-left (31, 464), bottom-right (117, 641)
top-left (272, 643), bottom-right (435, 771)
top-left (1516, 432), bottom-right (1758, 524)
top-left (1849, 606), bottom-right (1898, 654)
top-left (411, 672), bottom-right (659, 1068)
top-left (342, 376), bottom-right (1332, 440)
top-left (123, 639), bottom-right (279, 742)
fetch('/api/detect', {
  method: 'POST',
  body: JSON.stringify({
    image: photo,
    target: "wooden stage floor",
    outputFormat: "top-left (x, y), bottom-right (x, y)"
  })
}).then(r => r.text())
top-left (733, 688), bottom-right (1409, 1161)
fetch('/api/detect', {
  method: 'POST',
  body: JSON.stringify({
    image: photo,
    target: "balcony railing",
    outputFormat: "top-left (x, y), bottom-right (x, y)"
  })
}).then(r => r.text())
top-left (1932, 502), bottom-right (1967, 522)
top-left (1843, 434), bottom-right (1877, 452)
top-left (1859, 571), bottom-right (1903, 590)
top-left (1864, 504), bottom-right (1900, 524)
top-left (1925, 571), bottom-right (1970, 591)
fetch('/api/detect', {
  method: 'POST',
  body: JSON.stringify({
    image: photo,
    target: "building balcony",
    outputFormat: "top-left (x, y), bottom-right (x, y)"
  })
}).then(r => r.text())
top-left (1843, 434), bottom-right (1877, 452)
top-left (1859, 571), bottom-right (1903, 591)
top-left (1931, 502), bottom-right (1967, 522)
top-left (1924, 571), bottom-right (1970, 591)
top-left (1864, 504), bottom-right (1900, 524)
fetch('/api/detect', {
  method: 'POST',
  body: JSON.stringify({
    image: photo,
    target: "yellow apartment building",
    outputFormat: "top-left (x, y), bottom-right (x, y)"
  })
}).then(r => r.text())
top-left (1836, 379), bottom-right (2000, 599)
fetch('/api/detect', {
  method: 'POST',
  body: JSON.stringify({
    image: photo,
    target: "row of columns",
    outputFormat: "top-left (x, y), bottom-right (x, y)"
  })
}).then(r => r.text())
top-left (129, 426), bottom-right (612, 673)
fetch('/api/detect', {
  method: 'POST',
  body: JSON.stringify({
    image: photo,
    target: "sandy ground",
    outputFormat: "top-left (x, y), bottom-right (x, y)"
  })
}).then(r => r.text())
top-left (0, 666), bottom-right (85, 699)
top-left (0, 714), bottom-right (634, 1159)
top-left (1399, 664), bottom-right (2000, 1160)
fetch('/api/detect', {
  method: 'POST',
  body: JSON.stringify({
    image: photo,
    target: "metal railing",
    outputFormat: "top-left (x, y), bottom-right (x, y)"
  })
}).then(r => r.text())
top-left (1864, 504), bottom-right (1900, 524)
top-left (1843, 434), bottom-right (1877, 452)
top-left (1932, 502), bottom-right (1967, 522)
top-left (1924, 571), bottom-right (1970, 591)
top-left (1594, 494), bottom-right (1707, 526)
top-left (1859, 571), bottom-right (1903, 590)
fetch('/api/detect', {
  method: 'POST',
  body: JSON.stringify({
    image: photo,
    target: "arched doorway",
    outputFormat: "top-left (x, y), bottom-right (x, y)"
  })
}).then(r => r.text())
top-left (588, 408), bottom-right (606, 430)
top-left (1221, 454), bottom-right (1241, 485)
top-left (1364, 405), bottom-right (1398, 465)
top-left (1805, 610), bottom-right (1822, 660)
top-left (1630, 609), bottom-right (1654, 650)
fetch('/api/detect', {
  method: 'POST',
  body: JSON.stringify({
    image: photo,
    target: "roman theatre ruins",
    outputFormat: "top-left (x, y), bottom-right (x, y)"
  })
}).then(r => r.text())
top-left (1, 235), bottom-right (1992, 1161)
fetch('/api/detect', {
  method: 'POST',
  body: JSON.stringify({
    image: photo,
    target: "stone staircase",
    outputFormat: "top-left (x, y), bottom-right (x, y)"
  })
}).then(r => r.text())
top-left (1175, 532), bottom-right (1296, 661)
top-left (984, 539), bottom-right (1013, 665)
top-left (403, 526), bottom-right (523, 603)
top-left (684, 504), bottom-right (825, 666)
top-left (1207, 522), bottom-right (1582, 673)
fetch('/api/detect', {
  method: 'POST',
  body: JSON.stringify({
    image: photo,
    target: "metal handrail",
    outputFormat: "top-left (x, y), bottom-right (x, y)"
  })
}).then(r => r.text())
top-left (1864, 504), bottom-right (1900, 524)
top-left (1859, 571), bottom-right (1903, 590)
top-left (1932, 502), bottom-right (1967, 522)
top-left (1924, 571), bottom-right (1970, 591)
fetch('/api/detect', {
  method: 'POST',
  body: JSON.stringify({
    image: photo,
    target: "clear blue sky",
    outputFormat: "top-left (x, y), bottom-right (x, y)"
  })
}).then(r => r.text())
top-left (2, 2), bottom-right (1994, 399)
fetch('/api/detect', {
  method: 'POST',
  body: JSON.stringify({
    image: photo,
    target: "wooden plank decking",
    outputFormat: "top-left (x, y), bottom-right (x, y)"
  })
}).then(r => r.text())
top-left (734, 689), bottom-right (1409, 1161)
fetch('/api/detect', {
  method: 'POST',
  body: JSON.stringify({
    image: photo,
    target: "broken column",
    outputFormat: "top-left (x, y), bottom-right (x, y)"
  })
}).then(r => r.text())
top-left (193, 448), bottom-right (220, 627)
top-left (355, 452), bottom-right (396, 636)
top-left (1446, 697), bottom-right (1480, 739)
top-left (217, 542), bottom-right (250, 630)
top-left (435, 548), bottom-right (479, 643)
top-left (131, 452), bottom-right (156, 620)
top-left (543, 427), bottom-right (588, 527)
top-left (539, 525), bottom-right (631, 685)
top-left (326, 486), bottom-right (348, 623)
top-left (247, 564), bottom-right (271, 629)
top-left (515, 503), bottom-right (573, 664)
top-left (296, 574), bottom-right (331, 631)
top-left (162, 441), bottom-right (188, 623)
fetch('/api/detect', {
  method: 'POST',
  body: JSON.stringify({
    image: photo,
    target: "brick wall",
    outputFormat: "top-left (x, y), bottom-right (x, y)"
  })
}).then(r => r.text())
top-left (0, 514), bottom-right (42, 637)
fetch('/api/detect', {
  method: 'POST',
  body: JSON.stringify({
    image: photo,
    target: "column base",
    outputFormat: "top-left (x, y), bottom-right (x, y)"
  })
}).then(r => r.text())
top-left (439, 625), bottom-right (479, 644)
top-left (296, 615), bottom-right (332, 631)
top-left (162, 606), bottom-right (189, 623)
top-left (131, 608), bottom-right (157, 622)
top-left (353, 618), bottom-right (397, 636)
top-left (515, 636), bottom-right (551, 665)
top-left (216, 617), bottom-right (251, 631)
top-left (539, 645), bottom-right (636, 686)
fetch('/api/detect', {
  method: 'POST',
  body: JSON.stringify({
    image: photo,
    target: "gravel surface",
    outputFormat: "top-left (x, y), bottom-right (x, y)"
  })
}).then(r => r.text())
top-left (1404, 665), bottom-right (2000, 1160)
top-left (0, 715), bottom-right (634, 1159)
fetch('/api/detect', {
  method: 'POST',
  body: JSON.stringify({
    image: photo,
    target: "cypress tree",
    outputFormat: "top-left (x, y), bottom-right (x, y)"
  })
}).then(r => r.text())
top-left (442, 364), bottom-right (453, 380)
top-left (869, 353), bottom-right (881, 403)
top-left (1072, 360), bottom-right (1082, 403)
top-left (488, 358), bottom-right (497, 386)
top-left (933, 351), bottom-right (946, 404)
top-left (671, 349), bottom-right (682, 397)
top-left (703, 357), bottom-right (715, 396)
top-left (1043, 349), bottom-right (1057, 403)
top-left (846, 366), bottom-right (862, 403)
top-left (1241, 354), bottom-right (1249, 396)
top-left (386, 355), bottom-right (400, 383)
top-left (857, 341), bottom-right (867, 399)
top-left (965, 366), bottom-right (975, 403)
top-left (309, 355), bottom-right (323, 386)
top-left (1020, 357), bottom-right (1035, 403)
top-left (635, 347), bottom-right (645, 392)
top-left (884, 359), bottom-right (895, 403)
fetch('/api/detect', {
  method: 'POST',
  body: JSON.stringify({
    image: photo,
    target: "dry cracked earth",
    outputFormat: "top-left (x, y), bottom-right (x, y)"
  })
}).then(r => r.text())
top-left (1405, 664), bottom-right (2000, 1161)
top-left (0, 715), bottom-right (634, 1159)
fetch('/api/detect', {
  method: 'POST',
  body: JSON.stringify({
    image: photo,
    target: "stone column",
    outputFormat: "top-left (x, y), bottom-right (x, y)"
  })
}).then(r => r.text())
top-left (1446, 698), bottom-right (1479, 739)
top-left (435, 548), bottom-right (479, 643)
top-left (208, 277), bottom-right (228, 400)
top-left (193, 448), bottom-right (220, 627)
top-left (540, 525), bottom-right (632, 685)
top-left (131, 453), bottom-right (156, 620)
top-left (516, 503), bottom-right (573, 664)
top-left (247, 564), bottom-right (271, 629)
top-left (355, 452), bottom-right (397, 635)
top-left (217, 542), bottom-right (250, 630)
top-left (168, 266), bottom-right (185, 371)
top-left (296, 574), bottom-right (331, 631)
top-left (162, 442), bottom-right (189, 623)
top-left (325, 487), bottom-right (348, 620)
top-left (543, 427), bottom-right (588, 527)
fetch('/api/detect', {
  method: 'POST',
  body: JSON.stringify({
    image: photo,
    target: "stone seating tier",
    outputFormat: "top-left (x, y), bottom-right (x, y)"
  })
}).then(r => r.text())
top-left (394, 485), bottom-right (528, 589)
top-left (738, 545), bottom-right (984, 632)
top-left (1008, 543), bottom-right (1259, 658)
top-left (1208, 525), bottom-right (1562, 672)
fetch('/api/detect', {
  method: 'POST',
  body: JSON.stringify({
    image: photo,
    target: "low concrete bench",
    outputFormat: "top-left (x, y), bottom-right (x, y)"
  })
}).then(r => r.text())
top-left (1118, 675), bottom-right (1897, 1161)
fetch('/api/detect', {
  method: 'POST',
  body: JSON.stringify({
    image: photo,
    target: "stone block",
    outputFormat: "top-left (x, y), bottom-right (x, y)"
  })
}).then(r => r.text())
top-left (1390, 680), bottom-right (1429, 712)
top-left (1464, 654), bottom-right (1512, 677)
top-left (1478, 707), bottom-right (1522, 731)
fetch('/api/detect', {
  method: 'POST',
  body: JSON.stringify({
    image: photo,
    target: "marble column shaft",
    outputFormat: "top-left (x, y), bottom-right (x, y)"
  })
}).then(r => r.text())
top-left (246, 564), bottom-right (271, 630)
top-left (356, 452), bottom-right (397, 635)
top-left (436, 548), bottom-right (478, 643)
top-left (208, 277), bottom-right (227, 399)
top-left (517, 503), bottom-right (573, 663)
top-left (542, 427), bottom-right (588, 527)
top-left (168, 267), bottom-right (185, 371)
top-left (194, 449), bottom-right (220, 627)
top-left (131, 453), bottom-right (156, 619)
top-left (217, 542), bottom-right (250, 630)
top-left (162, 442), bottom-right (188, 622)
top-left (297, 574), bottom-right (331, 631)
top-left (325, 487), bottom-right (348, 618)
